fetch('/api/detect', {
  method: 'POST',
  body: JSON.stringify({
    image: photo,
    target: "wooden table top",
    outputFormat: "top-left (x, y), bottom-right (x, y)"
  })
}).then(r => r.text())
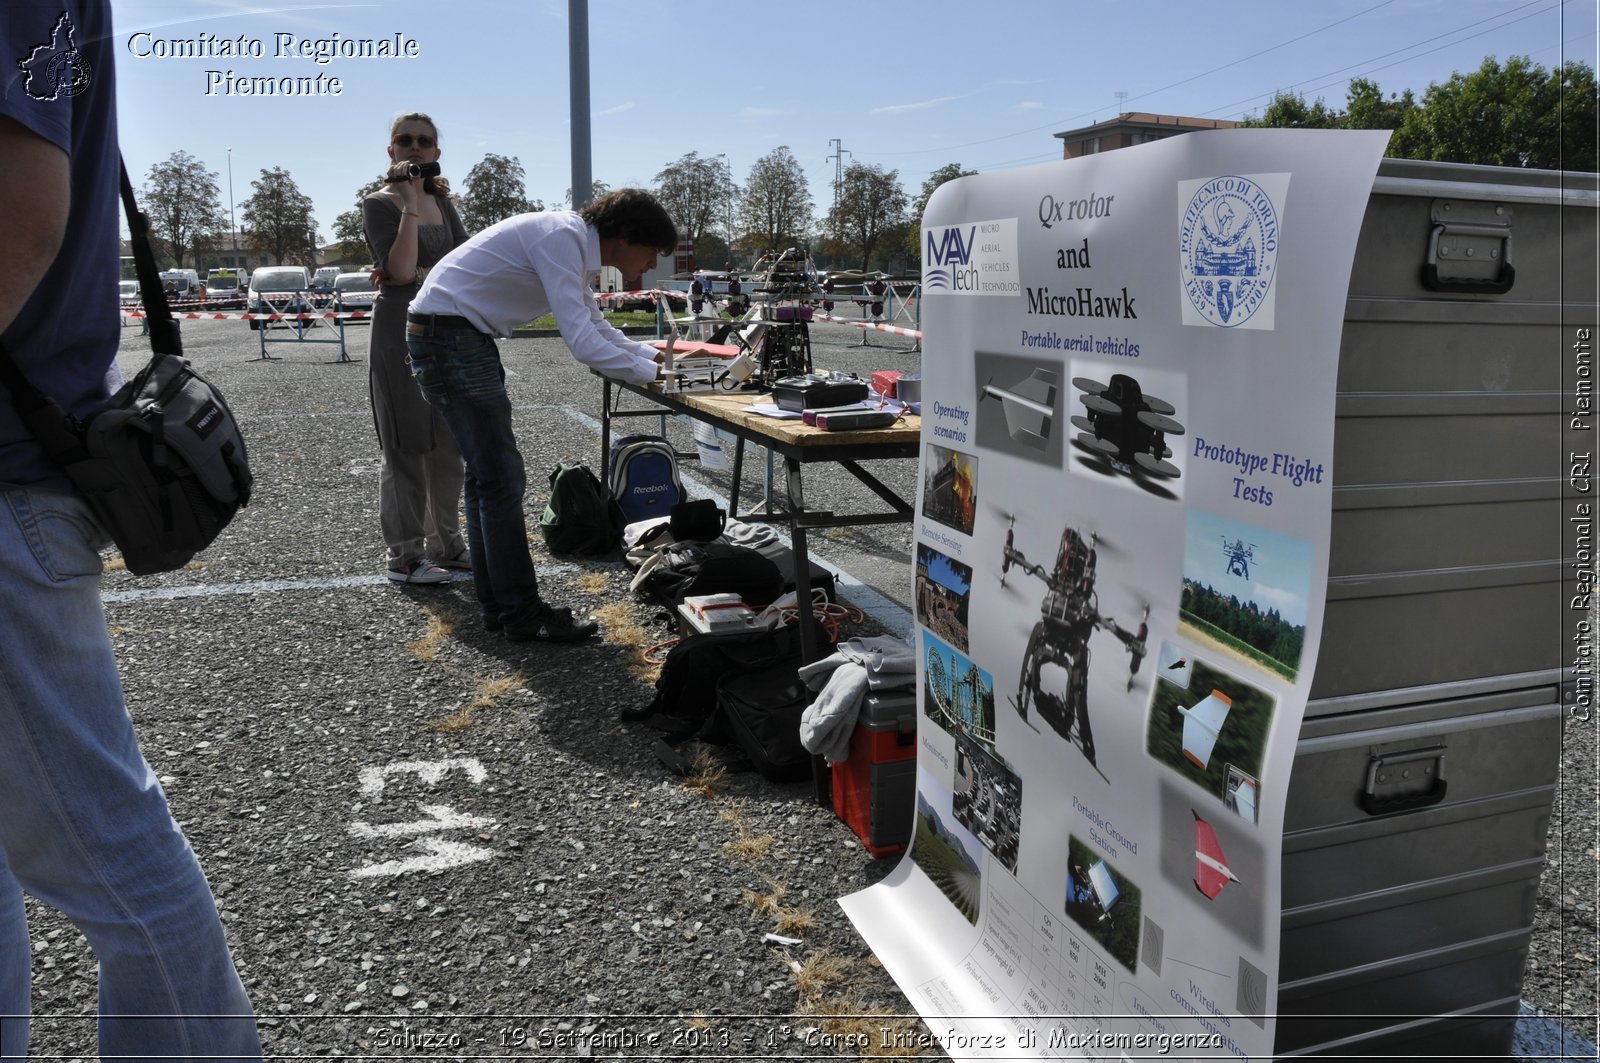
top-left (634, 380), bottom-right (922, 452)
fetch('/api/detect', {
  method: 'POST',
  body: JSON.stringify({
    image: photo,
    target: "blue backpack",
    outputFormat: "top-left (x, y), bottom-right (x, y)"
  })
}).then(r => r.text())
top-left (608, 433), bottom-right (683, 524)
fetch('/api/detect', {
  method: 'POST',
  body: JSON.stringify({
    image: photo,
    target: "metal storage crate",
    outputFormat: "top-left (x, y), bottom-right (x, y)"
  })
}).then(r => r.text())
top-left (1283, 159), bottom-right (1596, 1056)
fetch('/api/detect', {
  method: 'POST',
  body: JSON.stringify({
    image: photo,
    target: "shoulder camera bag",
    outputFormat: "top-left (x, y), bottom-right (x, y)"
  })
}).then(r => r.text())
top-left (0, 163), bottom-right (253, 575)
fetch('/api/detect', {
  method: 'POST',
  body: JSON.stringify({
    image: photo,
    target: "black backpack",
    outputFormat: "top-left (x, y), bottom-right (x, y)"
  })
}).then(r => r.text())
top-left (539, 461), bottom-right (623, 556)
top-left (640, 540), bottom-right (784, 609)
top-left (709, 664), bottom-right (814, 782)
top-left (621, 617), bottom-right (824, 734)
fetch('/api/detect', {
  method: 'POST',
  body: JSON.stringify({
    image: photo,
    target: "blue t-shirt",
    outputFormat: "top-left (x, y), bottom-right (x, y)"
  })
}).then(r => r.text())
top-left (0, 1), bottom-right (120, 489)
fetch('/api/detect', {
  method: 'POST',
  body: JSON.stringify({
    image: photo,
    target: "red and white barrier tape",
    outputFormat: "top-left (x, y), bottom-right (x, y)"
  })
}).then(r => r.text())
top-left (126, 310), bottom-right (373, 321)
top-left (813, 313), bottom-right (922, 340)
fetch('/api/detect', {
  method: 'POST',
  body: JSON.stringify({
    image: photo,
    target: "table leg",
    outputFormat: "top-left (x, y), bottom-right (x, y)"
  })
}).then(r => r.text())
top-left (785, 455), bottom-right (821, 665)
top-left (730, 435), bottom-right (747, 518)
top-left (600, 379), bottom-right (613, 470)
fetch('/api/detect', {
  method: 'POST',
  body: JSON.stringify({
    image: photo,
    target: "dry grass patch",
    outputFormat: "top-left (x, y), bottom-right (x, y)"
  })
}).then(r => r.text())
top-left (407, 614), bottom-right (451, 661)
top-left (105, 556), bottom-right (127, 573)
top-left (727, 831), bottom-right (776, 861)
top-left (592, 601), bottom-right (661, 682)
top-left (741, 880), bottom-right (788, 916)
top-left (786, 950), bottom-right (852, 1003)
top-left (681, 744), bottom-right (730, 798)
top-left (772, 906), bottom-right (817, 937)
top-left (427, 706), bottom-right (475, 733)
top-left (471, 673), bottom-right (525, 707)
top-left (578, 571), bottom-right (609, 595)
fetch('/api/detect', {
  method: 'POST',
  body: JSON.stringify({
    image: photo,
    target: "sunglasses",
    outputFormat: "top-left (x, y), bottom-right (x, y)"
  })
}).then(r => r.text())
top-left (392, 134), bottom-right (435, 148)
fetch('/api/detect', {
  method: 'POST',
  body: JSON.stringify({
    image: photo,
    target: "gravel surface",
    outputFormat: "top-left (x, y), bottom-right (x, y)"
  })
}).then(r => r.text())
top-left (17, 312), bottom-right (1595, 1059)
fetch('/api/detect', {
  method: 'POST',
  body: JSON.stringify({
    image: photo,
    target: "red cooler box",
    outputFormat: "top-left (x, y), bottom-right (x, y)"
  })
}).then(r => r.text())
top-left (831, 689), bottom-right (918, 857)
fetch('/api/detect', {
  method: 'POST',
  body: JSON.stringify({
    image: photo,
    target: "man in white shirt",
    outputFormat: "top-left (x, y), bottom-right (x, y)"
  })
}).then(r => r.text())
top-left (406, 188), bottom-right (675, 641)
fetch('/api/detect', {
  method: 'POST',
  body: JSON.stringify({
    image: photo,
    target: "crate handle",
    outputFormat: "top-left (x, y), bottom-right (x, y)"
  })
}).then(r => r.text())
top-left (1422, 221), bottom-right (1515, 295)
top-left (1361, 744), bottom-right (1448, 816)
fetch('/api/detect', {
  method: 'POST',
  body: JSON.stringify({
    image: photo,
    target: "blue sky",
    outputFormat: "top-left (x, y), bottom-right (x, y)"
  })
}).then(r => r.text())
top-left (1182, 509), bottom-right (1314, 627)
top-left (106, 0), bottom-right (1594, 238)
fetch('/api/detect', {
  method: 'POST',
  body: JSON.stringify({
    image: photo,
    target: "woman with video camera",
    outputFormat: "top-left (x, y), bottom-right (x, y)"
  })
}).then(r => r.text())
top-left (362, 112), bottom-right (472, 584)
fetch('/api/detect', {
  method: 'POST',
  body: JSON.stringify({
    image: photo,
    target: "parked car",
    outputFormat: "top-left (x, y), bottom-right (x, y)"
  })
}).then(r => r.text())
top-left (246, 266), bottom-right (314, 331)
top-left (332, 272), bottom-right (377, 321)
top-left (118, 279), bottom-right (139, 304)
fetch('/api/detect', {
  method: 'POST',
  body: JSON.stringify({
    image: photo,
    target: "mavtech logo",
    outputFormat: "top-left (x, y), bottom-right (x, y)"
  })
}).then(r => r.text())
top-left (924, 226), bottom-right (975, 291)
top-left (922, 218), bottom-right (1019, 297)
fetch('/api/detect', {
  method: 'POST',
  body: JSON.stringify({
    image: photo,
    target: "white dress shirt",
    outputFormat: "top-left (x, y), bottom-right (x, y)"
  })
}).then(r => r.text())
top-left (410, 211), bottom-right (658, 385)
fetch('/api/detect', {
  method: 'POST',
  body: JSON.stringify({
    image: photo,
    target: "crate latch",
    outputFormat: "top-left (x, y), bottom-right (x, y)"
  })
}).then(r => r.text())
top-left (1423, 200), bottom-right (1514, 295)
top-left (1361, 743), bottom-right (1448, 816)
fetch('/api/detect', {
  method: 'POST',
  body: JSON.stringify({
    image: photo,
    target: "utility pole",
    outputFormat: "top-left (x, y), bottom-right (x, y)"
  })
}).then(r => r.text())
top-left (227, 147), bottom-right (237, 265)
top-left (826, 138), bottom-right (850, 220)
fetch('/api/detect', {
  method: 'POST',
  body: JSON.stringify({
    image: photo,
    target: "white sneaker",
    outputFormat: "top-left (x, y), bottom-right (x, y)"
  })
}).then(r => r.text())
top-left (386, 558), bottom-right (451, 584)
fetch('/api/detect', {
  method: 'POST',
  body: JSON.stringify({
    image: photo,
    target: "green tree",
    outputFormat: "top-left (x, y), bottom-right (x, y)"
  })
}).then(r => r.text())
top-left (905, 162), bottom-right (977, 266)
top-left (142, 151), bottom-right (228, 269)
top-left (1245, 57), bottom-right (1597, 171)
top-left (461, 153), bottom-right (538, 233)
top-left (332, 177), bottom-right (385, 265)
top-left (739, 146), bottom-right (812, 251)
top-left (825, 162), bottom-right (908, 272)
top-left (240, 167), bottom-right (317, 266)
top-left (653, 152), bottom-right (735, 252)
top-left (1401, 56), bottom-right (1596, 170)
top-left (563, 180), bottom-right (611, 209)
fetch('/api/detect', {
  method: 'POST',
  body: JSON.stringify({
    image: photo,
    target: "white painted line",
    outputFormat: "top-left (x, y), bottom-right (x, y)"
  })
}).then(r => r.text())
top-left (99, 566), bottom-right (580, 605)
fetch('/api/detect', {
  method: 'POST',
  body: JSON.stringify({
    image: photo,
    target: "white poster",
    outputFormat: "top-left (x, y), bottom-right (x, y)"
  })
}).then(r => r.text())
top-left (842, 130), bottom-right (1390, 1061)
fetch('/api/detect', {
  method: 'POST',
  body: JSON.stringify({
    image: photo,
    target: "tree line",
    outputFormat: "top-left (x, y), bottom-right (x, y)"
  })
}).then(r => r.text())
top-left (1180, 581), bottom-right (1305, 671)
top-left (139, 53), bottom-right (1594, 274)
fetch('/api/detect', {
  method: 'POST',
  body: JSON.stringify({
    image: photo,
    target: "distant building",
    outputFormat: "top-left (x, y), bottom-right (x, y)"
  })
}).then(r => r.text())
top-left (1053, 112), bottom-right (1242, 160)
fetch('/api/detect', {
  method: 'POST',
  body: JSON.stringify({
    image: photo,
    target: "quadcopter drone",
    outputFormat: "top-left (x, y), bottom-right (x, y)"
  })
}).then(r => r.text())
top-left (1071, 373), bottom-right (1185, 478)
top-left (1222, 537), bottom-right (1258, 580)
top-left (1000, 519), bottom-right (1148, 767)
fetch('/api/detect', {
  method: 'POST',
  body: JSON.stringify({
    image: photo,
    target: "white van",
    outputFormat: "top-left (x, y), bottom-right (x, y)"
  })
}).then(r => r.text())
top-left (246, 265), bottom-right (313, 330)
top-left (158, 268), bottom-right (202, 303)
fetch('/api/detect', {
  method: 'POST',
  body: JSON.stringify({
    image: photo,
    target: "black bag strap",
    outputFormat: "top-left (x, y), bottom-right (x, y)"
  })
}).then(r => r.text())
top-left (0, 158), bottom-right (177, 436)
top-left (118, 160), bottom-right (182, 358)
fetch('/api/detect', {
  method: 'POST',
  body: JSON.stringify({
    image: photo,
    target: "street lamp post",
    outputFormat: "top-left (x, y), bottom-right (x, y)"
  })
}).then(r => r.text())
top-left (227, 147), bottom-right (237, 264)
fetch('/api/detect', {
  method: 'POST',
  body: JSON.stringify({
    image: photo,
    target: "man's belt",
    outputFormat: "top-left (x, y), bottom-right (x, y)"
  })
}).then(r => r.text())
top-left (406, 311), bottom-right (477, 336)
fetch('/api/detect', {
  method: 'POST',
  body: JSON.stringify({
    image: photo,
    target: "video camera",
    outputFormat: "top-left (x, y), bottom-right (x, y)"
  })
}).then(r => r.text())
top-left (385, 161), bottom-right (441, 183)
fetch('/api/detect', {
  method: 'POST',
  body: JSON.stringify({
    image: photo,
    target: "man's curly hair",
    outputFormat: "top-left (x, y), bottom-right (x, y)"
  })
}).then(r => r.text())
top-left (579, 188), bottom-right (677, 250)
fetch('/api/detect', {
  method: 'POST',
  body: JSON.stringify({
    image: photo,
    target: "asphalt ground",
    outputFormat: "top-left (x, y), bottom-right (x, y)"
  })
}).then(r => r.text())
top-left (14, 309), bottom-right (1597, 1060)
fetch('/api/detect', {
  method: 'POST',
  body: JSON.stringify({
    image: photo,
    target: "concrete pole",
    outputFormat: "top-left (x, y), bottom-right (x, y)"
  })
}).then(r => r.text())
top-left (568, 0), bottom-right (592, 210)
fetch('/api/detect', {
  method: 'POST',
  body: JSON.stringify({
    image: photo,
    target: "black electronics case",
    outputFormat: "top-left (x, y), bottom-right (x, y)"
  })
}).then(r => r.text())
top-left (771, 373), bottom-right (869, 411)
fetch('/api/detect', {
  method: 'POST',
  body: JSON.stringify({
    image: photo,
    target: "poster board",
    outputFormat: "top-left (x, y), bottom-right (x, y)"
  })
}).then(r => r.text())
top-left (842, 129), bottom-right (1390, 1061)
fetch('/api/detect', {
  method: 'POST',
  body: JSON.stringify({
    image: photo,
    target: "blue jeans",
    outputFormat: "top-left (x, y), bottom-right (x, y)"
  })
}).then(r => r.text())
top-left (0, 487), bottom-right (259, 1061)
top-left (405, 321), bottom-right (542, 624)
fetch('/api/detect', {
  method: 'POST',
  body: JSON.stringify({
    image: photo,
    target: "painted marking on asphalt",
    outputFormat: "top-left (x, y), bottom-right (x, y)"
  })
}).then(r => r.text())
top-left (359, 757), bottom-right (488, 798)
top-left (349, 836), bottom-right (497, 880)
top-left (351, 758), bottom-right (496, 879)
top-left (557, 404), bottom-right (913, 638)
top-left (98, 566), bottom-right (583, 605)
top-left (349, 804), bottom-right (496, 838)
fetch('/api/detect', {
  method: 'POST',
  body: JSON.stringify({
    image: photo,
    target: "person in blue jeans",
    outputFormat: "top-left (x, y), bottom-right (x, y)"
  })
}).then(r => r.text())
top-left (406, 189), bottom-right (675, 641)
top-left (0, 4), bottom-right (260, 1058)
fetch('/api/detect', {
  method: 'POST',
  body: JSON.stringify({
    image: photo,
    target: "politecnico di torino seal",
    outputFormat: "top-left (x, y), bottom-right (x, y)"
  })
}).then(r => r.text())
top-left (1180, 174), bottom-right (1283, 328)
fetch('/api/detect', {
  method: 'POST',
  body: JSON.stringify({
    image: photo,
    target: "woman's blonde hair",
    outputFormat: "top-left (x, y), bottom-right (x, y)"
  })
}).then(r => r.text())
top-left (389, 112), bottom-right (449, 195)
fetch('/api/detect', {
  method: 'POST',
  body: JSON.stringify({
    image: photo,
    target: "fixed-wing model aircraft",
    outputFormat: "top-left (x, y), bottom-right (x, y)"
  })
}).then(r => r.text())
top-left (981, 368), bottom-right (1058, 450)
top-left (1175, 689), bottom-right (1233, 770)
top-left (1193, 812), bottom-right (1241, 901)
